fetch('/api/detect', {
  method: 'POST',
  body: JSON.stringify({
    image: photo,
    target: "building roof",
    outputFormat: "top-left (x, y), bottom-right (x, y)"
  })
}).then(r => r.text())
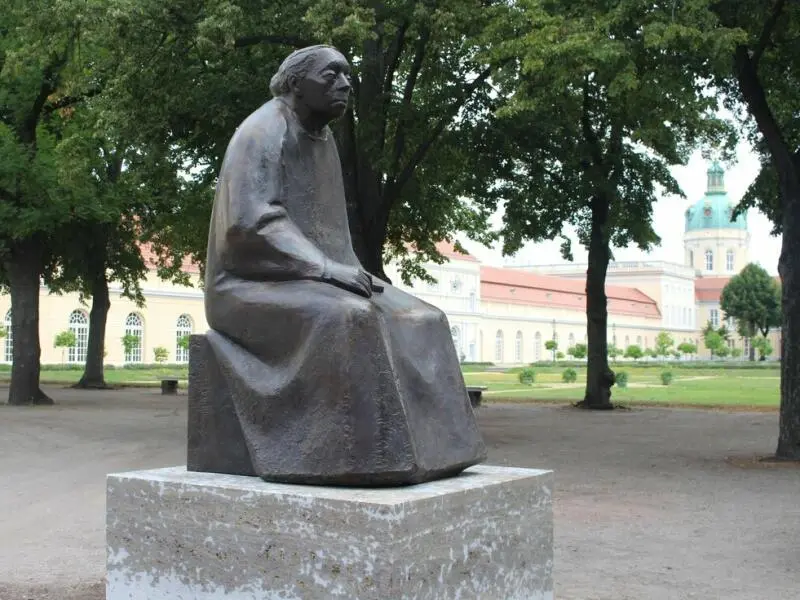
top-left (435, 240), bottom-right (479, 263)
top-left (694, 276), bottom-right (731, 302)
top-left (139, 242), bottom-right (201, 275)
top-left (480, 266), bottom-right (661, 319)
top-left (685, 162), bottom-right (747, 233)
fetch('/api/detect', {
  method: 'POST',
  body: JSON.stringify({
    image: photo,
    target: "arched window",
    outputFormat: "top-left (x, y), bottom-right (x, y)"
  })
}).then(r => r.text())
top-left (67, 310), bottom-right (89, 364)
top-left (726, 249), bottom-right (735, 272)
top-left (534, 332), bottom-right (542, 361)
top-left (124, 313), bottom-right (144, 363)
top-left (451, 325), bottom-right (462, 355)
top-left (515, 331), bottom-right (523, 362)
top-left (494, 330), bottom-right (504, 362)
top-left (3, 310), bottom-right (12, 363)
top-left (568, 333), bottom-right (575, 348)
top-left (636, 335), bottom-right (642, 347)
top-left (624, 335), bottom-right (630, 348)
top-left (176, 314), bottom-right (193, 363)
top-left (705, 249), bottom-right (714, 271)
top-left (689, 250), bottom-right (694, 268)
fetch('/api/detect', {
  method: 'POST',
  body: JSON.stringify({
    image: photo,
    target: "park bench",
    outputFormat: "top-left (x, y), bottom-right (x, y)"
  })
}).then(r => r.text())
top-left (161, 377), bottom-right (179, 395)
top-left (467, 386), bottom-right (488, 407)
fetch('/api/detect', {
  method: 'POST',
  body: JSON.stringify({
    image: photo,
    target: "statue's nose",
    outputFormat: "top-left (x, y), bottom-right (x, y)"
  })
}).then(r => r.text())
top-left (336, 73), bottom-right (351, 92)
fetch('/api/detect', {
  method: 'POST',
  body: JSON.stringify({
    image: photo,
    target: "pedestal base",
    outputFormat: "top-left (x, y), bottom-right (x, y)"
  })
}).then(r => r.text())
top-left (106, 465), bottom-right (553, 599)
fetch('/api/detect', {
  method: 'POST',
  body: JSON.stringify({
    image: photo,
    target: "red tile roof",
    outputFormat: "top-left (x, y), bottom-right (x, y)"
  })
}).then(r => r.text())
top-left (138, 242), bottom-right (201, 275)
top-left (694, 276), bottom-right (731, 302)
top-left (480, 266), bottom-right (660, 319)
top-left (435, 240), bottom-right (479, 263)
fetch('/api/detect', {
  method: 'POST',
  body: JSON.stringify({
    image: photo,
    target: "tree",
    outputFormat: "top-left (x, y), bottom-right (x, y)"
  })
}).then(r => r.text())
top-left (102, 0), bottom-right (508, 283)
top-left (53, 330), bottom-right (77, 365)
top-left (752, 336), bottom-right (774, 361)
top-left (544, 339), bottom-right (558, 362)
top-left (568, 343), bottom-right (587, 360)
top-left (624, 345), bottom-right (643, 361)
top-left (121, 334), bottom-right (139, 364)
top-left (704, 330), bottom-right (726, 358)
top-left (698, 0), bottom-right (800, 459)
top-left (0, 0), bottom-right (109, 405)
top-left (607, 345), bottom-right (623, 362)
top-left (488, 0), bottom-right (735, 410)
top-left (677, 342), bottom-right (697, 358)
top-left (153, 347), bottom-right (169, 363)
top-left (720, 263), bottom-right (781, 361)
top-left (654, 332), bottom-right (675, 359)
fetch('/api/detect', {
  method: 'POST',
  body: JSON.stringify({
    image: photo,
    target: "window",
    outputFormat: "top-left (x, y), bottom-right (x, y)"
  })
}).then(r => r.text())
top-left (124, 313), bottom-right (144, 363)
top-left (636, 336), bottom-right (642, 347)
top-left (450, 277), bottom-right (462, 293)
top-left (726, 250), bottom-right (734, 272)
top-left (689, 250), bottom-right (694, 267)
top-left (624, 335), bottom-right (630, 348)
top-left (743, 336), bottom-right (751, 358)
top-left (710, 309), bottom-right (720, 328)
top-left (726, 316), bottom-right (735, 330)
top-left (176, 314), bottom-right (193, 363)
top-left (451, 325), bottom-right (461, 354)
top-left (3, 310), bottom-right (11, 363)
top-left (534, 332), bottom-right (542, 361)
top-left (468, 291), bottom-right (476, 312)
top-left (515, 331), bottom-right (523, 362)
top-left (705, 249), bottom-right (714, 271)
top-left (568, 333), bottom-right (575, 347)
top-left (67, 310), bottom-right (89, 364)
top-left (494, 330), bottom-right (504, 362)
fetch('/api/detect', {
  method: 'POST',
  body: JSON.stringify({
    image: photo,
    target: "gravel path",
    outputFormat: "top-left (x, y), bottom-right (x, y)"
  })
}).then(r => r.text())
top-left (0, 385), bottom-right (797, 599)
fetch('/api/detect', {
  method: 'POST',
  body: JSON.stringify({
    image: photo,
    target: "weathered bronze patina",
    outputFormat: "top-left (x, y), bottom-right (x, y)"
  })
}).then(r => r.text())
top-left (188, 45), bottom-right (486, 486)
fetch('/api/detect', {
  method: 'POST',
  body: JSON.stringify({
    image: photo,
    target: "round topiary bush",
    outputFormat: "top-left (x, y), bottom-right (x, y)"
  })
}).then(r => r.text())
top-left (660, 370), bottom-right (674, 386)
top-left (518, 367), bottom-right (536, 385)
top-left (615, 371), bottom-right (629, 389)
top-left (562, 367), bottom-right (577, 383)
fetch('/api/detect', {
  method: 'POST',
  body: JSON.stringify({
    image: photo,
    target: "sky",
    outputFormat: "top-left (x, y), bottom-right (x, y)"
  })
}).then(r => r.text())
top-left (460, 142), bottom-right (782, 275)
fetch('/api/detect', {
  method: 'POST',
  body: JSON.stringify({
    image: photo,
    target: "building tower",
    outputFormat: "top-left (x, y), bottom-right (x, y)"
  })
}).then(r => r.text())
top-left (683, 161), bottom-right (749, 276)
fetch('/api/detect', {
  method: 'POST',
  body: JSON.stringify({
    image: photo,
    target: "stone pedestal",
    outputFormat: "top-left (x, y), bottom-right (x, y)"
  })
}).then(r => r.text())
top-left (106, 465), bottom-right (553, 600)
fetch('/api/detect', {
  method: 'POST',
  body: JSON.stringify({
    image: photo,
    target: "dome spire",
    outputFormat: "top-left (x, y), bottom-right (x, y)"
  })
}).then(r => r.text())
top-left (707, 160), bottom-right (725, 194)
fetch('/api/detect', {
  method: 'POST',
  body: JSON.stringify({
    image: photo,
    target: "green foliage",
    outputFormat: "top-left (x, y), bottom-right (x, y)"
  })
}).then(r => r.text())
top-left (153, 347), bottom-right (169, 363)
top-left (121, 334), bottom-right (140, 357)
top-left (518, 367), bottom-right (536, 385)
top-left (720, 263), bottom-right (781, 338)
top-left (177, 335), bottom-right (192, 351)
top-left (544, 340), bottom-right (557, 351)
top-left (555, 351), bottom-right (565, 360)
top-left (607, 345), bottom-right (623, 361)
top-left (677, 342), bottom-right (697, 356)
top-left (53, 331), bottom-right (77, 349)
top-left (0, 325), bottom-right (6, 339)
top-left (562, 368), bottom-right (577, 383)
top-left (615, 371), bottom-right (629, 389)
top-left (731, 347), bottom-right (743, 358)
top-left (654, 332), bottom-right (675, 358)
top-left (752, 336), bottom-right (774, 361)
top-left (567, 343), bottom-right (587, 359)
top-left (624, 345), bottom-right (644, 360)
top-left (660, 371), bottom-right (674, 386)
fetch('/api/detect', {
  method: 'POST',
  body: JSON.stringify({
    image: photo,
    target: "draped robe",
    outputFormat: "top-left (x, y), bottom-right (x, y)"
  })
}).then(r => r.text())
top-left (202, 98), bottom-right (486, 486)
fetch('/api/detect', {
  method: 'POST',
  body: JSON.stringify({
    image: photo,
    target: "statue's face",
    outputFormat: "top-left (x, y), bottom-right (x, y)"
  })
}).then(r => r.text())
top-left (292, 48), bottom-right (351, 122)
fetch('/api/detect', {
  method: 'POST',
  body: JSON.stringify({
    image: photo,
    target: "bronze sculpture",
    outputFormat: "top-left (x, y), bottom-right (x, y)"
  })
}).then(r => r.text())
top-left (188, 45), bottom-right (486, 486)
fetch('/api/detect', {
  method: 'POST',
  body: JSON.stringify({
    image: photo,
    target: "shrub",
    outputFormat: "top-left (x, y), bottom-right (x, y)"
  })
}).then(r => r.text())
top-left (660, 370), bottom-right (674, 386)
top-left (615, 371), bottom-right (629, 388)
top-left (518, 367), bottom-right (536, 385)
top-left (562, 368), bottom-right (577, 383)
top-left (555, 351), bottom-right (565, 360)
top-left (153, 346), bottom-right (169, 363)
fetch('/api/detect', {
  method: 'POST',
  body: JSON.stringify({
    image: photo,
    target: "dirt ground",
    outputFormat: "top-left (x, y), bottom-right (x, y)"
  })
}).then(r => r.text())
top-left (0, 385), bottom-right (798, 600)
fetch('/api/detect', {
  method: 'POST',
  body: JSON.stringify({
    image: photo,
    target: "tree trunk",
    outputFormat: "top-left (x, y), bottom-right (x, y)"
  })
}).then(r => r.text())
top-left (76, 272), bottom-right (110, 389)
top-left (5, 239), bottom-right (52, 406)
top-left (579, 195), bottom-right (615, 410)
top-left (776, 179), bottom-right (800, 459)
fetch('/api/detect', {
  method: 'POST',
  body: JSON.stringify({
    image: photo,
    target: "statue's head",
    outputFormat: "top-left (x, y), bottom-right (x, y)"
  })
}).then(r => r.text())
top-left (270, 45), bottom-right (351, 123)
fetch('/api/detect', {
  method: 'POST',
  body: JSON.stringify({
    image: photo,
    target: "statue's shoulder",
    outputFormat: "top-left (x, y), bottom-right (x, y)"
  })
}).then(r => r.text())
top-left (228, 99), bottom-right (289, 156)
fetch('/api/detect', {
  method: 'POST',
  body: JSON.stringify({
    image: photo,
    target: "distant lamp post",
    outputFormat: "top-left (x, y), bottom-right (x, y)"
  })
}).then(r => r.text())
top-left (612, 323), bottom-right (617, 346)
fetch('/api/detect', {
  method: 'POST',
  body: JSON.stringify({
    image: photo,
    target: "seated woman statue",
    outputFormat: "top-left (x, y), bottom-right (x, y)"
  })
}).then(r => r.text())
top-left (202, 45), bottom-right (486, 486)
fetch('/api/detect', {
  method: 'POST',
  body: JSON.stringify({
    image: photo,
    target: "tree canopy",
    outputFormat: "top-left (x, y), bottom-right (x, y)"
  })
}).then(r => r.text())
top-left (720, 263), bottom-right (781, 341)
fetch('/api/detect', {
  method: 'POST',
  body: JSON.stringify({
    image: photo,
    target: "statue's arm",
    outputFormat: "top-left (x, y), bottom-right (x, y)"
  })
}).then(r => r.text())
top-left (215, 122), bottom-right (330, 282)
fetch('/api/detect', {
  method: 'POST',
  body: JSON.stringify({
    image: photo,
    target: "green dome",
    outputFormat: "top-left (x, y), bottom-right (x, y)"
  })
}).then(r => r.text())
top-left (684, 161), bottom-right (747, 232)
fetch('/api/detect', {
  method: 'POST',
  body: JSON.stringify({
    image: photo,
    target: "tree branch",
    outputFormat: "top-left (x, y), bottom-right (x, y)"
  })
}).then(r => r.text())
top-left (392, 64), bottom-right (494, 194)
top-left (382, 20), bottom-right (409, 95)
top-left (752, 0), bottom-right (786, 68)
top-left (391, 27), bottom-right (430, 176)
top-left (233, 34), bottom-right (315, 49)
top-left (43, 87), bottom-right (102, 114)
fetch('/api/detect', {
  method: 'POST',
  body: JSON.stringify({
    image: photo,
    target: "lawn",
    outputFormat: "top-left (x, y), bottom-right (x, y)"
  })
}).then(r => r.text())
top-left (464, 364), bottom-right (780, 409)
top-left (0, 362), bottom-right (781, 408)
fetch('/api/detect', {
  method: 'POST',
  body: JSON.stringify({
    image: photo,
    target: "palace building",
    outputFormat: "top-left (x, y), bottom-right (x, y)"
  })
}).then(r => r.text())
top-left (0, 162), bottom-right (779, 366)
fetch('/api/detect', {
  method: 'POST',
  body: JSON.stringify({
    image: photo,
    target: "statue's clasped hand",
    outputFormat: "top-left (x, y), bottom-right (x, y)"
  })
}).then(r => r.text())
top-left (324, 262), bottom-right (384, 298)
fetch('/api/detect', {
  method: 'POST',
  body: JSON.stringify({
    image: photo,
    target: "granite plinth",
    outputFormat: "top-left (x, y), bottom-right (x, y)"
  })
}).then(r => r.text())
top-left (106, 465), bottom-right (553, 600)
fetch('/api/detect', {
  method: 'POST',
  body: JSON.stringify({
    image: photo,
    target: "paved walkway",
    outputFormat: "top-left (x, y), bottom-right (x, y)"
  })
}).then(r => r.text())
top-left (0, 385), bottom-right (797, 599)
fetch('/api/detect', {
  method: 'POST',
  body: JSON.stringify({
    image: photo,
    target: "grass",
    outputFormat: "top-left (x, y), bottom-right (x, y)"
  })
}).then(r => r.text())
top-left (0, 362), bottom-right (781, 408)
top-left (464, 364), bottom-right (780, 409)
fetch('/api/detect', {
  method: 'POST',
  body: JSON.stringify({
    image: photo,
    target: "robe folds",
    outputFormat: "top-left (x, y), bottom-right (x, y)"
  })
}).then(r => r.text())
top-left (202, 98), bottom-right (486, 486)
